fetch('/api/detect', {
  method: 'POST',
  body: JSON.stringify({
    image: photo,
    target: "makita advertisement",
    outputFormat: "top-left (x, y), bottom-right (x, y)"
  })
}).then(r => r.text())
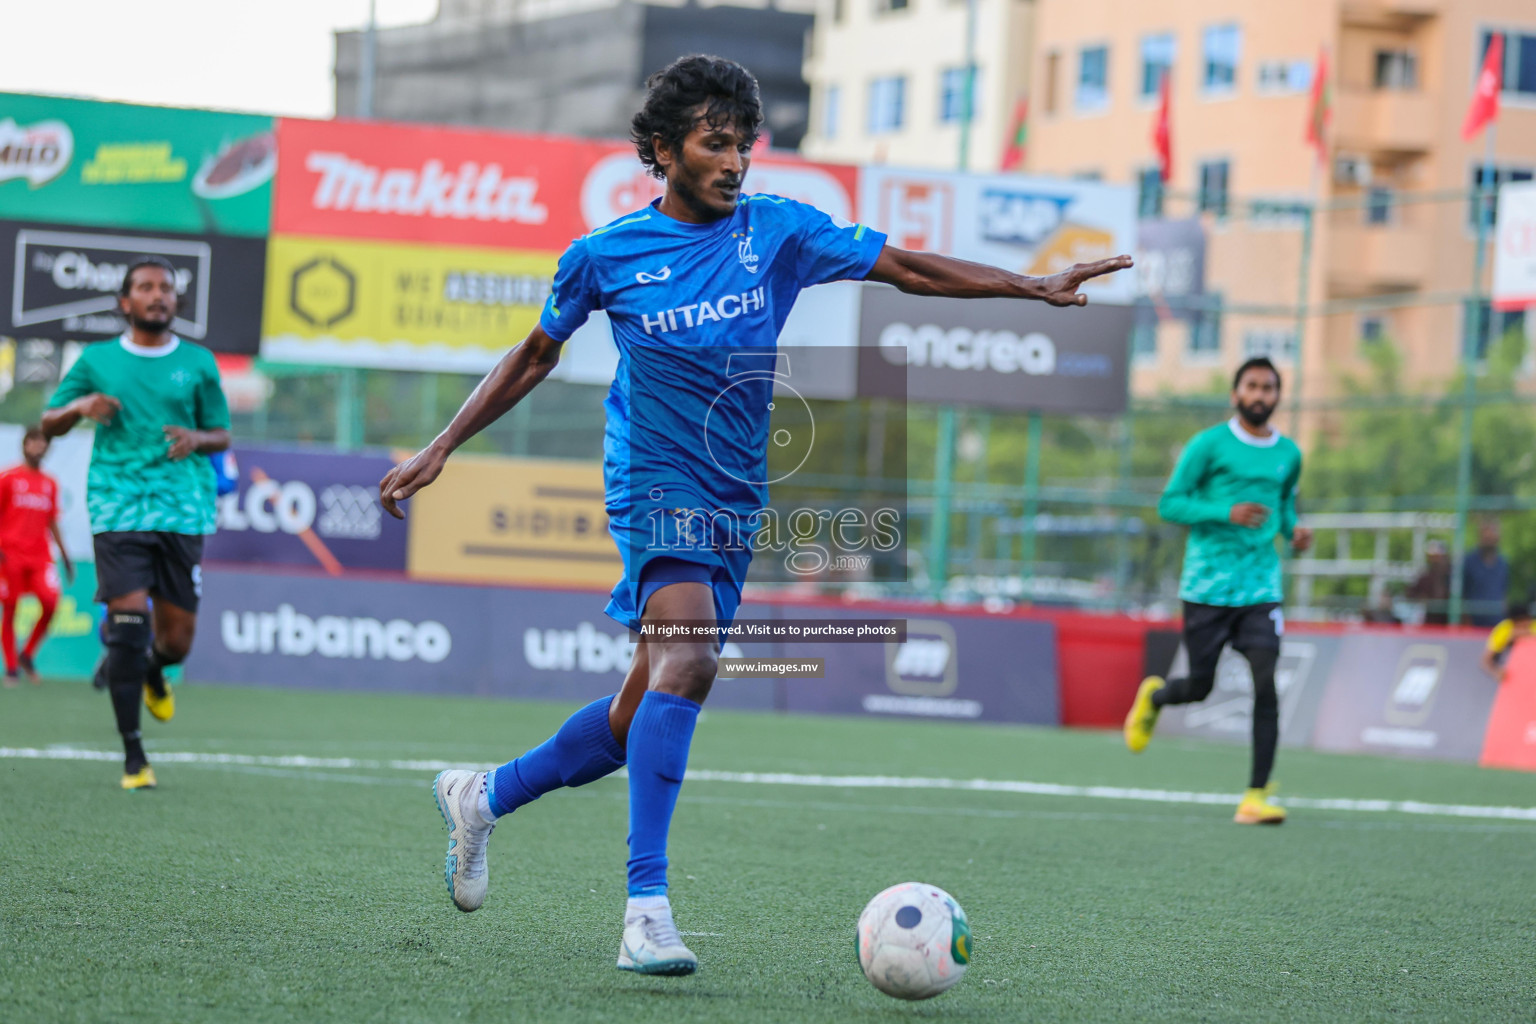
top-left (856, 286), bottom-right (1132, 414)
top-left (271, 117), bottom-right (857, 248)
top-left (0, 220), bottom-right (265, 352)
top-left (204, 445), bottom-right (408, 573)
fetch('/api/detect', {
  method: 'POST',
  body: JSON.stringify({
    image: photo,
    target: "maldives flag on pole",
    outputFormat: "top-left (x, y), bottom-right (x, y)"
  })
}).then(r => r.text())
top-left (1306, 46), bottom-right (1331, 163)
top-left (1000, 96), bottom-right (1028, 171)
top-left (1463, 33), bottom-right (1505, 140)
top-left (1153, 70), bottom-right (1173, 182)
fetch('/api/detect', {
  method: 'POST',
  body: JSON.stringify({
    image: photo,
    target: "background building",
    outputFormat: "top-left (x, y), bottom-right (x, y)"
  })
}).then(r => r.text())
top-left (1024, 0), bottom-right (1536, 399)
top-left (335, 0), bottom-right (817, 150)
top-left (801, 0), bottom-right (1035, 170)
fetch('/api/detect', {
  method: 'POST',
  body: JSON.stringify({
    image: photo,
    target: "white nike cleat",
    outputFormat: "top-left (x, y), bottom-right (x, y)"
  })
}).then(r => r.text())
top-left (433, 770), bottom-right (494, 912)
top-left (616, 901), bottom-right (698, 976)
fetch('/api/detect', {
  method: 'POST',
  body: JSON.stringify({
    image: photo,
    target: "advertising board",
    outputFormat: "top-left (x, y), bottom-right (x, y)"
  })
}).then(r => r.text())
top-left (0, 93), bottom-right (273, 236)
top-left (0, 220), bottom-right (265, 352)
top-left (205, 445), bottom-right (408, 573)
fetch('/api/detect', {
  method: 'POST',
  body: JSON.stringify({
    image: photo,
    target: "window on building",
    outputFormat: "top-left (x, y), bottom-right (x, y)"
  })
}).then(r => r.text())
top-left (833, 0), bottom-right (845, 22)
top-left (1479, 30), bottom-right (1536, 100)
top-left (1464, 299), bottom-right (1528, 361)
top-left (1078, 44), bottom-right (1109, 110)
top-left (1202, 24), bottom-right (1241, 93)
top-left (1366, 187), bottom-right (1394, 225)
top-left (1132, 320), bottom-right (1158, 360)
top-left (868, 76), bottom-right (906, 134)
top-left (1257, 59), bottom-right (1311, 94)
top-left (939, 67), bottom-right (980, 123)
top-left (1198, 159), bottom-right (1230, 216)
top-left (1469, 165), bottom-right (1535, 229)
top-left (1073, 169), bottom-right (1103, 182)
top-left (824, 85), bottom-right (841, 139)
top-left (1137, 167), bottom-right (1164, 217)
top-left (1188, 295), bottom-right (1224, 355)
top-left (1043, 51), bottom-right (1061, 114)
top-left (1140, 33), bottom-right (1175, 98)
top-left (876, 0), bottom-right (910, 12)
top-left (1375, 49), bottom-right (1419, 90)
top-left (1360, 315), bottom-right (1387, 346)
top-left (1243, 327), bottom-right (1297, 362)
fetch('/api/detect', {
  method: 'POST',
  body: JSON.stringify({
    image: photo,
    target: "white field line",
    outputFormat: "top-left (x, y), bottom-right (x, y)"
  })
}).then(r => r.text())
top-left (4, 746), bottom-right (1535, 824)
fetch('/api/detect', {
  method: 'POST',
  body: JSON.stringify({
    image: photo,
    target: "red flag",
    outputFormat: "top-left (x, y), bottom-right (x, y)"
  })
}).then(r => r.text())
top-left (1000, 96), bottom-right (1028, 171)
top-left (1152, 70), bottom-right (1172, 183)
top-left (1463, 33), bottom-right (1505, 140)
top-left (1305, 47), bottom-right (1331, 163)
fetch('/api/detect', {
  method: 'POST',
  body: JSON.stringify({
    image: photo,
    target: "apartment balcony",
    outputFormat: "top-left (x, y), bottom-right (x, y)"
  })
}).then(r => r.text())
top-left (1327, 222), bottom-right (1432, 290)
top-left (1333, 89), bottom-right (1435, 155)
top-left (1341, 1), bottom-right (1441, 29)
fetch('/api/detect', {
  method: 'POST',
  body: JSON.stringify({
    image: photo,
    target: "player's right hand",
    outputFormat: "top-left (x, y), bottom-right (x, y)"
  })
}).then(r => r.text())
top-left (380, 444), bottom-right (449, 520)
top-left (75, 393), bottom-right (122, 424)
top-left (1229, 502), bottom-right (1269, 528)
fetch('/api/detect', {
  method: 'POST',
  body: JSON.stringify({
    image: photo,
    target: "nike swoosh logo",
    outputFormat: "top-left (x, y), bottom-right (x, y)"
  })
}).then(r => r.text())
top-left (635, 267), bottom-right (672, 284)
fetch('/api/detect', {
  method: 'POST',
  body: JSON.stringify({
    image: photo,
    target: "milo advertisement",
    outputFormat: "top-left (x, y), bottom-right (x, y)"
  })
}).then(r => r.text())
top-left (0, 93), bottom-right (273, 237)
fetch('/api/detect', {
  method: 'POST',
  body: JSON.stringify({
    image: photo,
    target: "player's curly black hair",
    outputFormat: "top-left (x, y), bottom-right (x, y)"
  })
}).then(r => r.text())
top-left (631, 55), bottom-right (763, 181)
top-left (118, 256), bottom-right (179, 296)
top-left (1232, 356), bottom-right (1281, 391)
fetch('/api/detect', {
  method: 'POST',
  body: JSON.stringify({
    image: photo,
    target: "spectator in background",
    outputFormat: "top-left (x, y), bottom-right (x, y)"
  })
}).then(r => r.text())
top-left (1363, 587), bottom-right (1402, 626)
top-left (1408, 540), bottom-right (1451, 625)
top-left (1463, 519), bottom-right (1510, 628)
top-left (1481, 600), bottom-right (1536, 681)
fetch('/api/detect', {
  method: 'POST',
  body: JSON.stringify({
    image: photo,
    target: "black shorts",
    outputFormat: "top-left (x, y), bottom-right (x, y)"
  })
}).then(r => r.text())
top-left (94, 531), bottom-right (205, 613)
top-left (1182, 600), bottom-right (1282, 678)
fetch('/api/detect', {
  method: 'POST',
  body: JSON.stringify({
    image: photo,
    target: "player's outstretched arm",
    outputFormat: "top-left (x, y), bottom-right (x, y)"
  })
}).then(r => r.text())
top-left (380, 326), bottom-right (564, 519)
top-left (865, 246), bottom-right (1132, 306)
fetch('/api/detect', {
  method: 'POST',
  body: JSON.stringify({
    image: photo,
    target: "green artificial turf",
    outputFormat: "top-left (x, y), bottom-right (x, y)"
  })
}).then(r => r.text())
top-left (2, 682), bottom-right (1533, 1023)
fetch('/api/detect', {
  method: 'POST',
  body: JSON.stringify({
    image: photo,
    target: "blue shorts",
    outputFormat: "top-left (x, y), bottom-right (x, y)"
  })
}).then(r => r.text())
top-left (602, 508), bottom-right (749, 635)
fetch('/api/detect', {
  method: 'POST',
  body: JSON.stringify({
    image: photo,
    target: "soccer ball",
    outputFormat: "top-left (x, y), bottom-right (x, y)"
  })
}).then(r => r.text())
top-left (856, 882), bottom-right (971, 1000)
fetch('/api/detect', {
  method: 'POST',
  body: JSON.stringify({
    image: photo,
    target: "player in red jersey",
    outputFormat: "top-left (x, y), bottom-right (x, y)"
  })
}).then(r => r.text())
top-left (0, 427), bottom-right (75, 685)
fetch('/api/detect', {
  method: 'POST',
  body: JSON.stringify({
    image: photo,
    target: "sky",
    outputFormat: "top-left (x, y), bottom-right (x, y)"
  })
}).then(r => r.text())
top-left (0, 0), bottom-right (441, 118)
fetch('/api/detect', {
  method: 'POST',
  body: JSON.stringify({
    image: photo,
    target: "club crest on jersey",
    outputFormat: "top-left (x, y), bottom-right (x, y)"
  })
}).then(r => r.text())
top-left (734, 228), bottom-right (759, 274)
top-left (170, 369), bottom-right (192, 387)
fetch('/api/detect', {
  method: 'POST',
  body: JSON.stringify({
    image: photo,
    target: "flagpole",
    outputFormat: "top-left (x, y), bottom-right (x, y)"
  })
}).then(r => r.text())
top-left (1292, 48), bottom-right (1326, 437)
top-left (1451, 115), bottom-right (1498, 625)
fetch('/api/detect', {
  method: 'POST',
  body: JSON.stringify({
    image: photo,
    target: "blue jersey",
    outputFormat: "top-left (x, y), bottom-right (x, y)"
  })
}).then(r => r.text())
top-left (540, 195), bottom-right (886, 520)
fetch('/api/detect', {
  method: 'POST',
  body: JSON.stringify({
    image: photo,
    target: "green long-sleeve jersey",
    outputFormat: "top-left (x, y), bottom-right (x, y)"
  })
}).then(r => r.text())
top-left (1158, 418), bottom-right (1303, 607)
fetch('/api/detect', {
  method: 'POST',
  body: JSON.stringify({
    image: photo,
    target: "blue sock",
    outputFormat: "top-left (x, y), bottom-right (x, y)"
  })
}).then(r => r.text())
top-left (487, 696), bottom-right (626, 818)
top-left (625, 691), bottom-right (701, 897)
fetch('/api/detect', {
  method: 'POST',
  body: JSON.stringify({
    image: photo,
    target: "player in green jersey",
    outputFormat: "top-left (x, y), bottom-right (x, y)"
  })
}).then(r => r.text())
top-left (1123, 357), bottom-right (1313, 824)
top-left (42, 257), bottom-right (231, 791)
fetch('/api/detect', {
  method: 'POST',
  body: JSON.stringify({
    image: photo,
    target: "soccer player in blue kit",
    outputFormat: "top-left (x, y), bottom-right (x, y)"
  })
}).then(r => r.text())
top-left (380, 55), bottom-right (1131, 976)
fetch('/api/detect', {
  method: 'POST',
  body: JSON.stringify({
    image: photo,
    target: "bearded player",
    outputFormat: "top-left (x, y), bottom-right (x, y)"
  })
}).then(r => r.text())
top-left (382, 54), bottom-right (1130, 975)
top-left (1124, 357), bottom-right (1312, 825)
top-left (42, 256), bottom-right (230, 790)
top-left (0, 427), bottom-right (76, 685)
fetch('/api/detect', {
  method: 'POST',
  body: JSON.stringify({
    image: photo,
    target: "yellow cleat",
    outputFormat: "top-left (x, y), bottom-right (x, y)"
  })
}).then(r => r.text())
top-left (1234, 787), bottom-right (1286, 825)
top-left (121, 766), bottom-right (158, 791)
top-left (144, 683), bottom-right (174, 723)
top-left (1123, 676), bottom-right (1165, 753)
